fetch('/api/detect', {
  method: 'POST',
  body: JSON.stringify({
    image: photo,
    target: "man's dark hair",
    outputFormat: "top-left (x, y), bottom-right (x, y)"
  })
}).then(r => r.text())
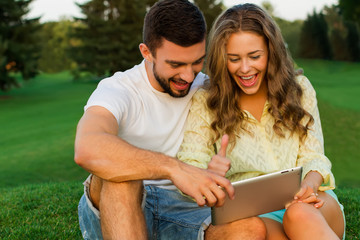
top-left (143, 0), bottom-right (206, 56)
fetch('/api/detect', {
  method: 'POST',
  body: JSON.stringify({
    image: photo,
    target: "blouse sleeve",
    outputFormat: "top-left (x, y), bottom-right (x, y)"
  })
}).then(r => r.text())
top-left (297, 76), bottom-right (335, 191)
top-left (177, 89), bottom-right (215, 169)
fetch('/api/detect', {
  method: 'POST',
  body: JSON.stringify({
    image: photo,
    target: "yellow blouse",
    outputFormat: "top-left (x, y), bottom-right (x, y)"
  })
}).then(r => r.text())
top-left (177, 75), bottom-right (335, 191)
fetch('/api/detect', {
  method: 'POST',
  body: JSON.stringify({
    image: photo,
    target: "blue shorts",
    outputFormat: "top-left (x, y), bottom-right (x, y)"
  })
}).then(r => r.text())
top-left (77, 176), bottom-right (210, 240)
top-left (144, 185), bottom-right (211, 240)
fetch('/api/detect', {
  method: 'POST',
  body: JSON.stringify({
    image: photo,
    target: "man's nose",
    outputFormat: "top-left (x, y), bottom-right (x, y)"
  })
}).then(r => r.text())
top-left (179, 66), bottom-right (195, 83)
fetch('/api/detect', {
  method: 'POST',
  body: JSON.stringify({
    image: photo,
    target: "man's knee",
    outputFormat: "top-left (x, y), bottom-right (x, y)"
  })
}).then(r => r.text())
top-left (90, 175), bottom-right (144, 210)
top-left (205, 217), bottom-right (266, 240)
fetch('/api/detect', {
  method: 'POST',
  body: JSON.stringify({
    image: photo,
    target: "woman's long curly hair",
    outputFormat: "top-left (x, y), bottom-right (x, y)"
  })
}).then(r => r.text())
top-left (206, 3), bottom-right (313, 146)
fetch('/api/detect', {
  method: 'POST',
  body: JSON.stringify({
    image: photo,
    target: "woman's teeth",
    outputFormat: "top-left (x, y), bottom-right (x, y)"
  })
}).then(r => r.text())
top-left (240, 75), bottom-right (255, 80)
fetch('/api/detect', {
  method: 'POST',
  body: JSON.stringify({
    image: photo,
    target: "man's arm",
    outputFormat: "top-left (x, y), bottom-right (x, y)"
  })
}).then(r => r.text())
top-left (74, 106), bottom-right (234, 207)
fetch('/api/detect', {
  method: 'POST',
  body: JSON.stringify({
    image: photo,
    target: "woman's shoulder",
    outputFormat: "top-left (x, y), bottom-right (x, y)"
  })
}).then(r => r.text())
top-left (296, 74), bottom-right (316, 97)
top-left (192, 88), bottom-right (209, 103)
top-left (190, 88), bottom-right (214, 118)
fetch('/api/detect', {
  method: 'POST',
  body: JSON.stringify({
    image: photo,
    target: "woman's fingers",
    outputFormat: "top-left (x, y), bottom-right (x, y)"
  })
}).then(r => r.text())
top-left (300, 192), bottom-right (318, 204)
top-left (314, 197), bottom-right (324, 208)
top-left (294, 185), bottom-right (307, 200)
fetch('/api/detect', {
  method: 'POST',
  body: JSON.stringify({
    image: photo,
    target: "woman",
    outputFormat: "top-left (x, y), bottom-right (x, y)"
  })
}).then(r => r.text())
top-left (177, 4), bottom-right (345, 239)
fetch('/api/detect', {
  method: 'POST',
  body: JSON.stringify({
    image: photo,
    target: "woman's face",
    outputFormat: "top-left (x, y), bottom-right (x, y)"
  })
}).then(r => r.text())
top-left (226, 31), bottom-right (268, 95)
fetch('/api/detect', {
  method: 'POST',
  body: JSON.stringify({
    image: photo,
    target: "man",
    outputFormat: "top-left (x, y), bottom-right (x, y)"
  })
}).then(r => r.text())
top-left (75, 0), bottom-right (265, 239)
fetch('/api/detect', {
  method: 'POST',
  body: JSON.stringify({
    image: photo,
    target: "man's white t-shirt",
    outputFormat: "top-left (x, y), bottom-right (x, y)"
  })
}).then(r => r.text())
top-left (85, 60), bottom-right (207, 188)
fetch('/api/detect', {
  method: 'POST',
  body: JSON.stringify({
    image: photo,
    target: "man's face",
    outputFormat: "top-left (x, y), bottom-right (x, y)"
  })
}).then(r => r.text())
top-left (149, 39), bottom-right (206, 98)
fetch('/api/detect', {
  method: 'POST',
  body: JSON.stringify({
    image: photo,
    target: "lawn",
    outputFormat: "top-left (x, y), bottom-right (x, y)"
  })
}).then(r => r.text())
top-left (0, 60), bottom-right (359, 239)
top-left (0, 72), bottom-right (92, 187)
top-left (296, 59), bottom-right (360, 188)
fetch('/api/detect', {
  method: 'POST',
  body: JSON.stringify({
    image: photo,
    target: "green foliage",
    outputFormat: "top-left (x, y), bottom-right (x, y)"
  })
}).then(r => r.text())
top-left (0, 0), bottom-right (41, 91)
top-left (296, 4), bottom-right (360, 62)
top-left (345, 21), bottom-right (360, 62)
top-left (274, 18), bottom-right (303, 58)
top-left (298, 10), bottom-right (332, 60)
top-left (323, 5), bottom-right (360, 62)
top-left (325, 5), bottom-right (351, 61)
top-left (68, 0), bottom-right (226, 78)
top-left (69, 0), bottom-right (146, 77)
top-left (339, 0), bottom-right (360, 28)
top-left (37, 20), bottom-right (76, 73)
top-left (194, 0), bottom-right (224, 33)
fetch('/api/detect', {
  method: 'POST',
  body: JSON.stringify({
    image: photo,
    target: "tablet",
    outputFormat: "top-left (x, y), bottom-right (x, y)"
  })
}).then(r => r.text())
top-left (211, 166), bottom-right (302, 225)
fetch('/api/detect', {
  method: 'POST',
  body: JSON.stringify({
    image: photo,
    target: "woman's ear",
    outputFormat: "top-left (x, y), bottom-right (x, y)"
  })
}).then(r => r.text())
top-left (139, 43), bottom-right (153, 62)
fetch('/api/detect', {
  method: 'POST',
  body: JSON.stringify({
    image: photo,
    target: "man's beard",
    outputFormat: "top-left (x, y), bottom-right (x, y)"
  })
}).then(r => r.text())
top-left (153, 64), bottom-right (195, 98)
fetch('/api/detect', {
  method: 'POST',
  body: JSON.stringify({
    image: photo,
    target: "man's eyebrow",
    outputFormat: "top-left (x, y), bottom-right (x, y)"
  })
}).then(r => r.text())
top-left (165, 54), bottom-right (206, 65)
top-left (194, 54), bottom-right (206, 63)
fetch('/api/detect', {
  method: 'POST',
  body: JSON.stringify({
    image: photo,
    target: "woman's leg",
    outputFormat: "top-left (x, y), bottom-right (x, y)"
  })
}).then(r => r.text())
top-left (283, 191), bottom-right (344, 240)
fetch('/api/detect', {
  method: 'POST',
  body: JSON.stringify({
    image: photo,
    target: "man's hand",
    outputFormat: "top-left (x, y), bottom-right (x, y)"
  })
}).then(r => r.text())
top-left (207, 135), bottom-right (231, 177)
top-left (170, 160), bottom-right (235, 208)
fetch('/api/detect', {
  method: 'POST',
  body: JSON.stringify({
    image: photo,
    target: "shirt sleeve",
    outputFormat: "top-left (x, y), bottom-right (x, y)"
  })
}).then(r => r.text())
top-left (85, 76), bottom-right (131, 124)
top-left (296, 76), bottom-right (335, 191)
top-left (177, 89), bottom-right (215, 169)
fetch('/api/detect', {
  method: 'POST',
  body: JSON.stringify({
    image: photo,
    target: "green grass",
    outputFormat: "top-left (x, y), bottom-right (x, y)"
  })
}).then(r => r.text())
top-left (0, 181), bottom-right (83, 239)
top-left (0, 72), bottom-right (92, 187)
top-left (0, 182), bottom-right (358, 239)
top-left (0, 61), bottom-right (359, 239)
top-left (296, 59), bottom-right (360, 188)
top-left (296, 59), bottom-right (360, 112)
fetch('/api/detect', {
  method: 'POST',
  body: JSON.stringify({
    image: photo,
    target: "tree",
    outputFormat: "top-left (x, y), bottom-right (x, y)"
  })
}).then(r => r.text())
top-left (337, 0), bottom-right (360, 61)
top-left (261, 1), bottom-right (275, 18)
top-left (0, 0), bottom-right (41, 91)
top-left (324, 5), bottom-right (350, 61)
top-left (194, 0), bottom-right (224, 33)
top-left (345, 21), bottom-right (360, 61)
top-left (38, 19), bottom-right (75, 73)
top-left (273, 18), bottom-right (303, 58)
top-left (339, 0), bottom-right (360, 28)
top-left (69, 0), bottom-right (147, 77)
top-left (298, 10), bottom-right (332, 60)
top-left (323, 4), bottom-right (360, 62)
top-left (69, 0), bottom-right (225, 78)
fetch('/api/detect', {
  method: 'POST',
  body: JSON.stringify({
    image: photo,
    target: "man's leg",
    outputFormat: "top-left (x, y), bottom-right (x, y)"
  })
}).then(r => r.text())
top-left (90, 175), bottom-right (147, 239)
top-left (204, 217), bottom-right (266, 240)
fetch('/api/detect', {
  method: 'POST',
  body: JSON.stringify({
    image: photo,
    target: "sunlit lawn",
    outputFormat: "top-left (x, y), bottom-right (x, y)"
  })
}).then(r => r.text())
top-left (296, 59), bottom-right (360, 188)
top-left (0, 72), bottom-right (92, 188)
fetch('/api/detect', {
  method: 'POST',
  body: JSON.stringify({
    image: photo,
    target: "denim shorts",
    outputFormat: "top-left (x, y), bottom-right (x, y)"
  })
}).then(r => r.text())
top-left (77, 176), bottom-right (211, 240)
top-left (144, 185), bottom-right (211, 240)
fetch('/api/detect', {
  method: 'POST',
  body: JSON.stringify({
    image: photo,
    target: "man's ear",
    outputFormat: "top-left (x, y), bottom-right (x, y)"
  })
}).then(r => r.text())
top-left (139, 43), bottom-right (153, 62)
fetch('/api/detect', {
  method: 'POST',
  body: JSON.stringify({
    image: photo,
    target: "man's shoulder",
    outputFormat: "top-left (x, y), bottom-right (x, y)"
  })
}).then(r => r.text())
top-left (98, 61), bottom-right (146, 89)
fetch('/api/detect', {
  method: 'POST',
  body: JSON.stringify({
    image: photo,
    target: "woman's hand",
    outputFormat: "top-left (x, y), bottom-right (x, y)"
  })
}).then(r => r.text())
top-left (286, 171), bottom-right (324, 209)
top-left (207, 135), bottom-right (231, 177)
